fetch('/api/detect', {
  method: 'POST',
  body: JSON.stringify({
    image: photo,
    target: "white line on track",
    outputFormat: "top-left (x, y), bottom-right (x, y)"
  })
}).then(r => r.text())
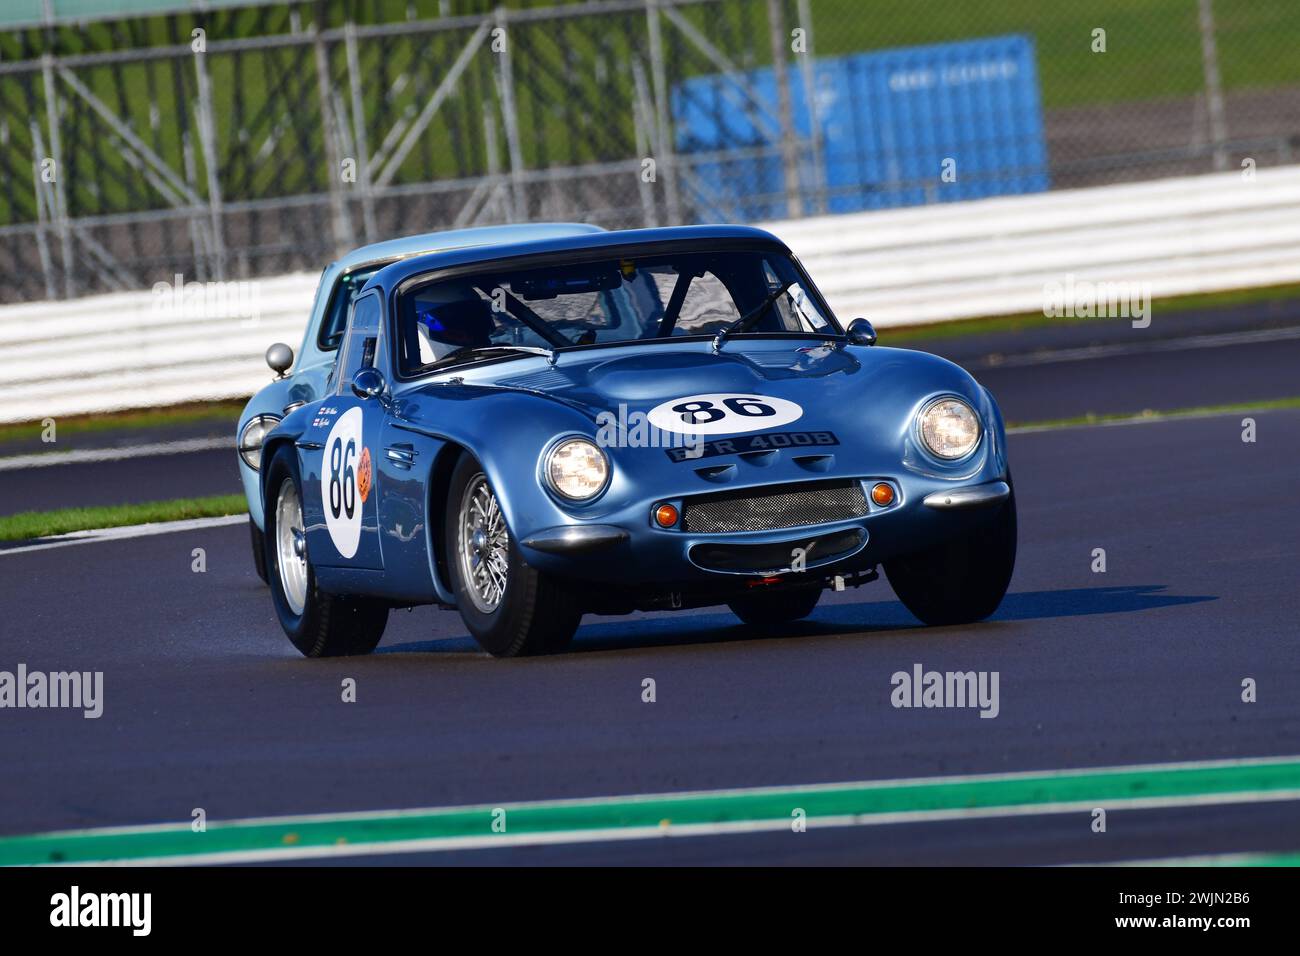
top-left (33, 750), bottom-right (1300, 844)
top-left (0, 513), bottom-right (245, 556)
top-left (62, 787), bottom-right (1300, 867)
top-left (0, 436), bottom-right (229, 471)
top-left (27, 753), bottom-right (1300, 866)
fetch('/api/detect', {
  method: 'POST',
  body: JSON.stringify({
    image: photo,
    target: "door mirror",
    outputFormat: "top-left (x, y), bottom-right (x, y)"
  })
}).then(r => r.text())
top-left (266, 342), bottom-right (294, 377)
top-left (351, 366), bottom-right (388, 402)
top-left (846, 318), bottom-right (877, 346)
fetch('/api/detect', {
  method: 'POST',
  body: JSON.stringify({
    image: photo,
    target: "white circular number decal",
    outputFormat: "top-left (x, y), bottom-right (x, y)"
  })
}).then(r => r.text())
top-left (646, 393), bottom-right (803, 435)
top-left (322, 407), bottom-right (363, 559)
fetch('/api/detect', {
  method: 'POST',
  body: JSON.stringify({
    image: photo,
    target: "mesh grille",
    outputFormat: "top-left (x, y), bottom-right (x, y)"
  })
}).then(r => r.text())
top-left (682, 482), bottom-right (869, 533)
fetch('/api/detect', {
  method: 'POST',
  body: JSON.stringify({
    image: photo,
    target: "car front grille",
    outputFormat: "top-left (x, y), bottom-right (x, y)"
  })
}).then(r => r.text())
top-left (682, 480), bottom-right (869, 533)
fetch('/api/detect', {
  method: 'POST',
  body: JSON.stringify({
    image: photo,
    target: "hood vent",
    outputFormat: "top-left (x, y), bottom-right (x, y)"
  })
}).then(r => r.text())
top-left (694, 464), bottom-right (737, 483)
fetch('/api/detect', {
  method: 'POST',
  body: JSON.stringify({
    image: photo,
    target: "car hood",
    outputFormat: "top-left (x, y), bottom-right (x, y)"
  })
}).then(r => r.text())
top-left (488, 343), bottom-right (855, 411)
top-left (479, 342), bottom-right (980, 422)
top-left (394, 340), bottom-right (1002, 502)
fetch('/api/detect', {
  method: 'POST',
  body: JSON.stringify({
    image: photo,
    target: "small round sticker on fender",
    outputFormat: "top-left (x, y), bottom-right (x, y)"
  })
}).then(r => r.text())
top-left (646, 393), bottom-right (803, 435)
top-left (321, 407), bottom-right (364, 559)
top-left (357, 446), bottom-right (373, 504)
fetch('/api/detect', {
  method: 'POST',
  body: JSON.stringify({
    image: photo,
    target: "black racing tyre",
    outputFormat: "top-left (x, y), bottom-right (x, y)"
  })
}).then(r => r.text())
top-left (264, 445), bottom-right (387, 657)
top-left (444, 453), bottom-right (581, 657)
top-left (250, 516), bottom-right (269, 584)
top-left (884, 480), bottom-right (1017, 626)
top-left (727, 586), bottom-right (822, 628)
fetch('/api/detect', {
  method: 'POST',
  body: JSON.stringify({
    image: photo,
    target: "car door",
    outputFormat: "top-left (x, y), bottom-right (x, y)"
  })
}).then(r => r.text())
top-left (301, 289), bottom-right (387, 570)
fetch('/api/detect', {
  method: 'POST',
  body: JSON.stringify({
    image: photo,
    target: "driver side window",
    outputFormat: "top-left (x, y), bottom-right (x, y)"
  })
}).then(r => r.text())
top-left (335, 292), bottom-right (383, 395)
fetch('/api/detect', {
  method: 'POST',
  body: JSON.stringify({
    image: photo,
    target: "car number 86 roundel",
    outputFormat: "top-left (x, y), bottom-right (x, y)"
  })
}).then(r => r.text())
top-left (322, 407), bottom-right (364, 558)
top-left (646, 392), bottom-right (804, 435)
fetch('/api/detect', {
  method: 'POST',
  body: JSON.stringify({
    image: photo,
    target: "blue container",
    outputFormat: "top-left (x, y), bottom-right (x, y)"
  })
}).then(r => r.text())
top-left (672, 35), bottom-right (1050, 221)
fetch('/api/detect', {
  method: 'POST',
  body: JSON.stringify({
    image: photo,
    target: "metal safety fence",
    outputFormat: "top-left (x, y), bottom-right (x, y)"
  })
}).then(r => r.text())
top-left (0, 0), bottom-right (1297, 304)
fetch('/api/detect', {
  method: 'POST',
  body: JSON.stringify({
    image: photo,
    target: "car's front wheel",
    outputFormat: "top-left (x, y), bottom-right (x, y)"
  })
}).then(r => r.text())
top-left (884, 481), bottom-right (1016, 626)
top-left (264, 446), bottom-right (388, 657)
top-left (444, 453), bottom-right (581, 656)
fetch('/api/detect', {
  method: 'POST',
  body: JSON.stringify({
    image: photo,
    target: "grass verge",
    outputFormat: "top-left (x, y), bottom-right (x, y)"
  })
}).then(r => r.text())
top-left (886, 283), bottom-right (1300, 344)
top-left (0, 494), bottom-right (246, 542)
top-left (1007, 397), bottom-right (1300, 432)
top-left (0, 401), bottom-right (247, 445)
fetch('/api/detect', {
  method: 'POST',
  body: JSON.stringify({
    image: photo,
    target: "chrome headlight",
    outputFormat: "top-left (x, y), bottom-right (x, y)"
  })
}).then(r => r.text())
top-left (918, 398), bottom-right (981, 460)
top-left (545, 438), bottom-right (609, 500)
top-left (238, 414), bottom-right (281, 471)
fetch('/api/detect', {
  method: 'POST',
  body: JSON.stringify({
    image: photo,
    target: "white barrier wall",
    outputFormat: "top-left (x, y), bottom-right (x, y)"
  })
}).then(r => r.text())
top-left (0, 273), bottom-right (321, 423)
top-left (767, 164), bottom-right (1300, 327)
top-left (3, 165), bottom-right (1300, 424)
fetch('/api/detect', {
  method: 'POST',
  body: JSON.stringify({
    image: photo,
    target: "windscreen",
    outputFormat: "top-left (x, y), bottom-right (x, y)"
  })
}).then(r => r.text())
top-left (396, 248), bottom-right (837, 375)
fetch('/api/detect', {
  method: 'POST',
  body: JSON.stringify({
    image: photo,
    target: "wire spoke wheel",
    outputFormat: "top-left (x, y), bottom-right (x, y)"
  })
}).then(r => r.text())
top-left (444, 454), bottom-right (579, 656)
top-left (458, 474), bottom-right (510, 613)
top-left (275, 479), bottom-right (308, 616)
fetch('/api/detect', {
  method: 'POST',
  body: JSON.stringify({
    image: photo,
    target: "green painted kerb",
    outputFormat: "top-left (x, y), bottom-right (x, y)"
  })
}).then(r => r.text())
top-left (3, 757), bottom-right (1299, 865)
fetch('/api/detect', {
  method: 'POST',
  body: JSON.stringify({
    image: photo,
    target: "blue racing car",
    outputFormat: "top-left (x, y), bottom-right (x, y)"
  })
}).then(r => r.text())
top-left (257, 224), bottom-right (1016, 657)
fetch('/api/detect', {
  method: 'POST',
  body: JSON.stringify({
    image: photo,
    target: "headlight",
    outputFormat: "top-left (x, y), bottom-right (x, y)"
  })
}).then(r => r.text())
top-left (545, 438), bottom-right (609, 500)
top-left (238, 414), bottom-right (281, 471)
top-left (918, 398), bottom-right (981, 460)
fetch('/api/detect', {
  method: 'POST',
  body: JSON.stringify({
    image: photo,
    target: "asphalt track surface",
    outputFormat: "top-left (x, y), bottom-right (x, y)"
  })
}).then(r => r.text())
top-left (1, 406), bottom-right (1297, 864)
top-left (5, 309), bottom-right (1300, 517)
top-left (0, 446), bottom-right (239, 518)
top-left (0, 426), bottom-right (239, 518)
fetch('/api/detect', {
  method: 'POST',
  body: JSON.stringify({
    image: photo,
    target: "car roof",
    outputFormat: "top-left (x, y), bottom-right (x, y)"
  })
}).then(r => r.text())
top-left (366, 224), bottom-right (788, 294)
top-left (331, 222), bottom-right (606, 271)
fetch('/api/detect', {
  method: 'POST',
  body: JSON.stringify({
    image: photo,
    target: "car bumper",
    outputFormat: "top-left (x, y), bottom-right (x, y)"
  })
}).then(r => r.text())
top-left (522, 525), bottom-right (630, 554)
top-left (516, 476), bottom-right (1011, 587)
top-left (921, 480), bottom-right (1010, 510)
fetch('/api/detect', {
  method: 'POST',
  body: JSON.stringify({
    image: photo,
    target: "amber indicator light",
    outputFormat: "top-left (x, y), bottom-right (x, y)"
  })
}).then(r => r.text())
top-left (654, 503), bottom-right (679, 527)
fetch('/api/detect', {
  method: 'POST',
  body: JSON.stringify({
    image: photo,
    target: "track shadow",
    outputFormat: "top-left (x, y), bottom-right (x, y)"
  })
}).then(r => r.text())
top-left (984, 584), bottom-right (1216, 621)
top-left (376, 584), bottom-right (1215, 657)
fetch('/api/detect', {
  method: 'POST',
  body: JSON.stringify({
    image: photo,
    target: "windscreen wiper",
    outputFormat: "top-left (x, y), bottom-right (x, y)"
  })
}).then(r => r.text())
top-left (445, 344), bottom-right (556, 367)
top-left (712, 281), bottom-right (792, 354)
